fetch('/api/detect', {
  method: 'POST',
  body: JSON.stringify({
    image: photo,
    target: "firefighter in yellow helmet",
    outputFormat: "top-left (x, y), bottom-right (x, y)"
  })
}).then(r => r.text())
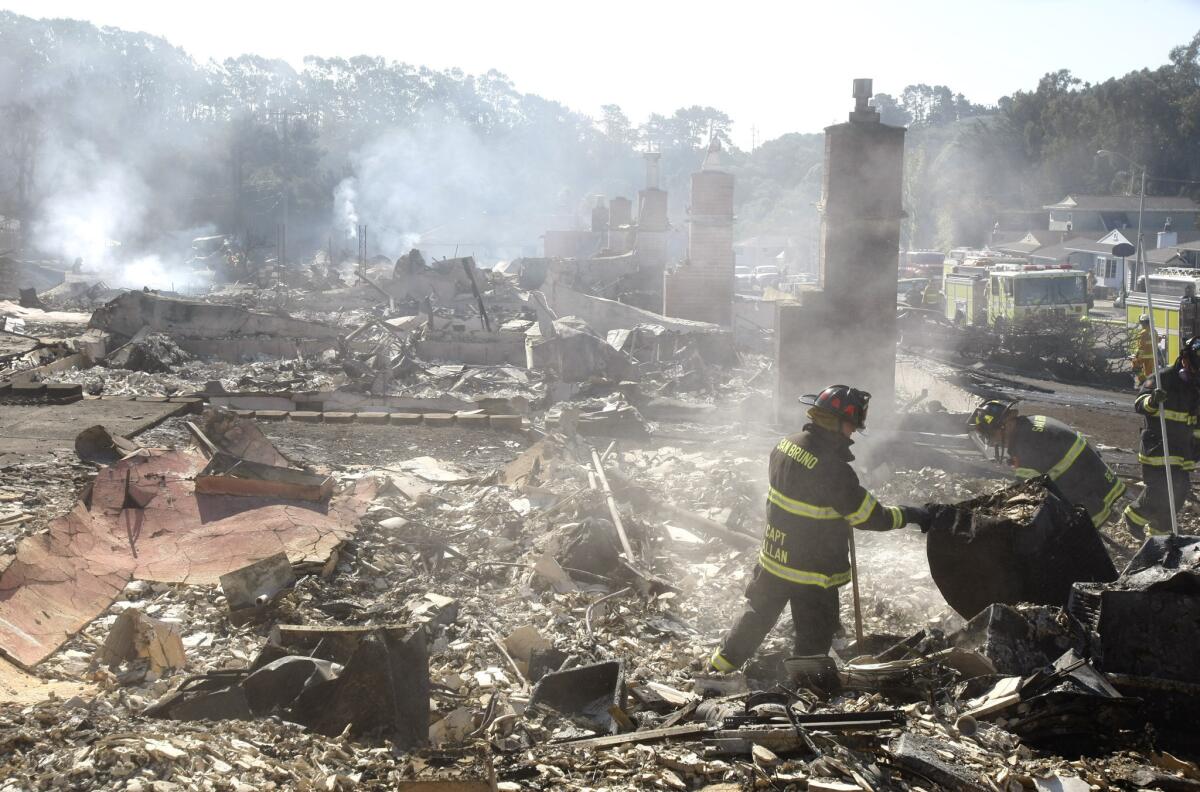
top-left (1124, 337), bottom-right (1200, 538)
top-left (968, 400), bottom-right (1125, 527)
top-left (1131, 315), bottom-right (1156, 386)
top-left (709, 385), bottom-right (932, 673)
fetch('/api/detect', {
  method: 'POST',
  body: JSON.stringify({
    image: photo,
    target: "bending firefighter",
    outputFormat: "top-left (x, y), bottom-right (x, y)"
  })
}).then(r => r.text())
top-left (1124, 337), bottom-right (1200, 537)
top-left (968, 401), bottom-right (1125, 527)
top-left (710, 385), bottom-right (932, 673)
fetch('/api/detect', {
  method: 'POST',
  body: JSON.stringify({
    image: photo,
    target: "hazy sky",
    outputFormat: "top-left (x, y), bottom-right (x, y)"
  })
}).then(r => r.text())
top-left (6, 0), bottom-right (1200, 147)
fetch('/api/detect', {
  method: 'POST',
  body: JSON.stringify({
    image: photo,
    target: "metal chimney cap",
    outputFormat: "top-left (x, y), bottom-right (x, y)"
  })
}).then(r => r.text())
top-left (850, 78), bottom-right (877, 120)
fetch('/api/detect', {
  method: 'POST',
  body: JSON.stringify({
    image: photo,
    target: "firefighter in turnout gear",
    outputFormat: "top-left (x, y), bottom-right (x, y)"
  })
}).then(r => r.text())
top-left (968, 401), bottom-right (1126, 527)
top-left (710, 385), bottom-right (933, 673)
top-left (1124, 337), bottom-right (1200, 538)
top-left (1182, 283), bottom-right (1200, 346)
top-left (1132, 315), bottom-right (1156, 385)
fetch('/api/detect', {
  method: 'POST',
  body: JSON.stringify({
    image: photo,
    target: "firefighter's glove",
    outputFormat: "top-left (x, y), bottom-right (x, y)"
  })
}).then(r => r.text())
top-left (900, 505), bottom-right (934, 532)
top-left (1150, 388), bottom-right (1167, 408)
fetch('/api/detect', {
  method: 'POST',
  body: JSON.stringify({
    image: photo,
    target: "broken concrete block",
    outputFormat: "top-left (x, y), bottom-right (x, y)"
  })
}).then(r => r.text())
top-left (323, 411), bottom-right (355, 424)
top-left (455, 412), bottom-right (490, 428)
top-left (389, 413), bottom-right (423, 425)
top-left (219, 552), bottom-right (296, 612)
top-left (424, 413), bottom-right (456, 426)
top-left (97, 608), bottom-right (186, 676)
top-left (356, 412), bottom-right (390, 424)
top-left (289, 411), bottom-right (323, 423)
top-left (9, 382), bottom-right (45, 399)
top-left (256, 410), bottom-right (288, 421)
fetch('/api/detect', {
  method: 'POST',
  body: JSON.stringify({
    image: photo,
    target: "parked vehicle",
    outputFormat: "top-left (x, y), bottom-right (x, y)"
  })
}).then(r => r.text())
top-left (897, 277), bottom-right (929, 304)
top-left (753, 265), bottom-right (781, 290)
top-left (1123, 267), bottom-right (1200, 362)
top-left (943, 263), bottom-right (1089, 326)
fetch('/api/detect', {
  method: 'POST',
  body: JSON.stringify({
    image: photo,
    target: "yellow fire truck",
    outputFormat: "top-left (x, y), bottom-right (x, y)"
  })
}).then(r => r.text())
top-left (1123, 267), bottom-right (1200, 362)
top-left (942, 263), bottom-right (1089, 326)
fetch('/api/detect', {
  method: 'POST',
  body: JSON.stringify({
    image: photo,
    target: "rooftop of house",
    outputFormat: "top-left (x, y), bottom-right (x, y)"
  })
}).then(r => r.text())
top-left (1042, 194), bottom-right (1200, 213)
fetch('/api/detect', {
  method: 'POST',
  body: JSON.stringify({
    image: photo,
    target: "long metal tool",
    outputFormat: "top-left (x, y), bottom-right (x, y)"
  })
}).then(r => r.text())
top-left (1137, 167), bottom-right (1179, 535)
top-left (847, 528), bottom-right (865, 644)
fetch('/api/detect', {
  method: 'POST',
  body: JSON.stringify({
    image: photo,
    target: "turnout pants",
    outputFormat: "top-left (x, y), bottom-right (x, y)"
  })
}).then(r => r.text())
top-left (711, 564), bottom-right (840, 672)
top-left (1125, 463), bottom-right (1191, 537)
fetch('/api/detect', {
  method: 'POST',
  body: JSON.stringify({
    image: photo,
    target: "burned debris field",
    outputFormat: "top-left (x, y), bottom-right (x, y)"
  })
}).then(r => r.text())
top-left (4, 6), bottom-right (1200, 791)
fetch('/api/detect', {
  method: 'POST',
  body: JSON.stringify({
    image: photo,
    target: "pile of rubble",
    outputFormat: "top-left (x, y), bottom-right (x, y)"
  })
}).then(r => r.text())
top-left (1, 253), bottom-right (1198, 791)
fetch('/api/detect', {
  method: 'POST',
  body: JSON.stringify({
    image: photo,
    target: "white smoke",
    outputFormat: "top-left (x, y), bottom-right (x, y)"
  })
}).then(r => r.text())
top-left (333, 177), bottom-right (359, 239)
top-left (30, 136), bottom-right (206, 291)
top-left (32, 139), bottom-right (147, 271)
top-left (333, 116), bottom-right (546, 262)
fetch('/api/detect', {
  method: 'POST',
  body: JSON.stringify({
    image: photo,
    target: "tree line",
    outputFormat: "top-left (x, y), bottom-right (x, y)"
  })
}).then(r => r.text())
top-left (0, 10), bottom-right (1196, 266)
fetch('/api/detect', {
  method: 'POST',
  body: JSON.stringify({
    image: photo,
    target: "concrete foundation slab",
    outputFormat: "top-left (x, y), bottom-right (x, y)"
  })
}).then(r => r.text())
top-left (0, 399), bottom-right (188, 466)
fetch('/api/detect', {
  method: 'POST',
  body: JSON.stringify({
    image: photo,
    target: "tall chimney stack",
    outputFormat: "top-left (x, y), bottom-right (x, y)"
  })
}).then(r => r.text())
top-left (644, 152), bottom-right (660, 190)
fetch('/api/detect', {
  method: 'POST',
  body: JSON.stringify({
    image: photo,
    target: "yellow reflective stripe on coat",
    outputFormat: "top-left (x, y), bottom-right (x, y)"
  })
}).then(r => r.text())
top-left (1137, 454), bottom-right (1193, 468)
top-left (888, 505), bottom-right (903, 530)
top-left (1124, 504), bottom-right (1149, 526)
top-left (767, 486), bottom-right (840, 519)
top-left (844, 492), bottom-right (878, 526)
top-left (759, 553), bottom-right (851, 588)
top-left (710, 651), bottom-right (736, 673)
top-left (1136, 394), bottom-right (1158, 415)
top-left (1046, 434), bottom-right (1087, 480)
top-left (1091, 479), bottom-right (1126, 527)
top-left (1013, 467), bottom-right (1040, 480)
top-left (1161, 408), bottom-right (1196, 424)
